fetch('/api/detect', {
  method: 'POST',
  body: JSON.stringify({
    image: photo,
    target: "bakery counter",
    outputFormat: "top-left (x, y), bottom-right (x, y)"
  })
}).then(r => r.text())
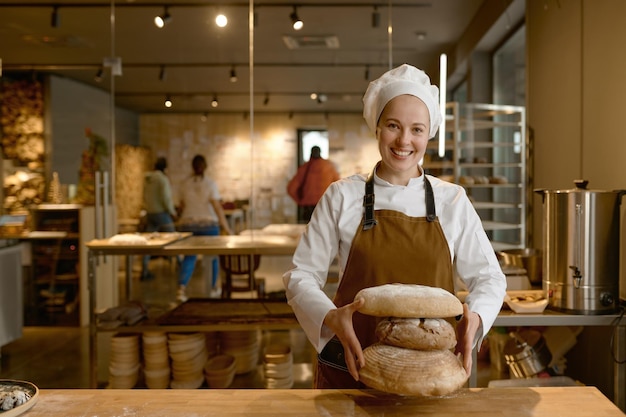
top-left (22, 387), bottom-right (625, 416)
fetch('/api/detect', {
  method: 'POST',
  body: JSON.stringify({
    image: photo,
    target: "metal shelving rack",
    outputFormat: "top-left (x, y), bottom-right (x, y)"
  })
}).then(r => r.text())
top-left (425, 102), bottom-right (527, 251)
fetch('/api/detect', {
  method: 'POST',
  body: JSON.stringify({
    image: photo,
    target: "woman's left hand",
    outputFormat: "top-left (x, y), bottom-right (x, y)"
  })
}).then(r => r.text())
top-left (454, 303), bottom-right (481, 375)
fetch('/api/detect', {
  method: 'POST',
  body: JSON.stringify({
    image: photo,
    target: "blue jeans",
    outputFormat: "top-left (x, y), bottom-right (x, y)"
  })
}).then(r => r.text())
top-left (142, 212), bottom-right (176, 276)
top-left (177, 223), bottom-right (220, 287)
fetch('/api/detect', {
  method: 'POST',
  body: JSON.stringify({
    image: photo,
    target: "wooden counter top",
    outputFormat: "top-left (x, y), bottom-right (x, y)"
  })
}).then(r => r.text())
top-left (22, 387), bottom-right (625, 416)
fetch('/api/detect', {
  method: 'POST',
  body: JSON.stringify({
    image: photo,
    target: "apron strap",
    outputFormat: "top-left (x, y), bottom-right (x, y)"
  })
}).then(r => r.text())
top-left (424, 176), bottom-right (437, 222)
top-left (363, 172), bottom-right (377, 230)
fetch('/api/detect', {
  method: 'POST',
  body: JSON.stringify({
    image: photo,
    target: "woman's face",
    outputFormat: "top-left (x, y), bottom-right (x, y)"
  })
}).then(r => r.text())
top-left (375, 94), bottom-right (430, 185)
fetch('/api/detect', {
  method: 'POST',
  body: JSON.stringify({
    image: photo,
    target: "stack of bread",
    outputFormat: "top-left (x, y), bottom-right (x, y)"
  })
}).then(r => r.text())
top-left (356, 283), bottom-right (469, 396)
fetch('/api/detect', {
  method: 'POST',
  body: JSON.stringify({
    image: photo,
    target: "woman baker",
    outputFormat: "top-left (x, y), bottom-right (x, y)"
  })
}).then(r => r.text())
top-left (283, 64), bottom-right (506, 388)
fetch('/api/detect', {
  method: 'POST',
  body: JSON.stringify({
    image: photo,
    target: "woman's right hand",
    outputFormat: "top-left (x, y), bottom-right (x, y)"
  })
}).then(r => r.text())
top-left (322, 297), bottom-right (366, 381)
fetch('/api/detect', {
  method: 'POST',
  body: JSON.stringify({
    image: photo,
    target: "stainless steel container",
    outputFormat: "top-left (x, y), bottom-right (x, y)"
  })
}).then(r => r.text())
top-left (503, 329), bottom-right (552, 378)
top-left (536, 180), bottom-right (625, 314)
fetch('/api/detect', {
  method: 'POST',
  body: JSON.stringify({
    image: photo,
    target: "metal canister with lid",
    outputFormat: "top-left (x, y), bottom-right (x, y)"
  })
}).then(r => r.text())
top-left (535, 180), bottom-right (625, 314)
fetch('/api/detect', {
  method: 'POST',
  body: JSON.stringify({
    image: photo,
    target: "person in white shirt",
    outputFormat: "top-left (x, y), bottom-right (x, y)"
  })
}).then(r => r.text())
top-left (176, 154), bottom-right (232, 302)
top-left (283, 64), bottom-right (506, 388)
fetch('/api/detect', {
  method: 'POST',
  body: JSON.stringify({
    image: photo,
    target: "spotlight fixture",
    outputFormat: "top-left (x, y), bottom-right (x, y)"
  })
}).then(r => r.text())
top-left (164, 95), bottom-right (172, 108)
top-left (94, 67), bottom-right (104, 83)
top-left (371, 6), bottom-right (380, 28)
top-left (51, 5), bottom-right (60, 28)
top-left (215, 13), bottom-right (228, 27)
top-left (211, 95), bottom-right (219, 108)
top-left (229, 66), bottom-right (237, 83)
top-left (290, 6), bottom-right (303, 30)
top-left (263, 93), bottom-right (270, 106)
top-left (158, 65), bottom-right (167, 81)
top-left (154, 6), bottom-right (171, 28)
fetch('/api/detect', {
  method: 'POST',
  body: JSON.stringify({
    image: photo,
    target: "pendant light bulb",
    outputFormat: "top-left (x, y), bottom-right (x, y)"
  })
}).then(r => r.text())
top-left (211, 96), bottom-right (219, 108)
top-left (215, 14), bottom-right (228, 28)
top-left (230, 66), bottom-right (237, 83)
top-left (165, 95), bottom-right (172, 108)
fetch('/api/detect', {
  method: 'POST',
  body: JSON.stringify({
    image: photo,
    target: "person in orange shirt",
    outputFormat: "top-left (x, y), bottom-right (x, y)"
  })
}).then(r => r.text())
top-left (287, 146), bottom-right (340, 223)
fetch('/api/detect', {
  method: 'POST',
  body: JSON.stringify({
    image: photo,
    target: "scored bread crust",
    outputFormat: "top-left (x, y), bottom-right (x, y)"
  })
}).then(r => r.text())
top-left (375, 317), bottom-right (456, 350)
top-left (359, 344), bottom-right (468, 396)
top-left (355, 284), bottom-right (463, 318)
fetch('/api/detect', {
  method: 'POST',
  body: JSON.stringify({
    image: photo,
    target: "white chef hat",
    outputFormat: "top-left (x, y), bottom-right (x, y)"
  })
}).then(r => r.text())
top-left (362, 64), bottom-right (442, 139)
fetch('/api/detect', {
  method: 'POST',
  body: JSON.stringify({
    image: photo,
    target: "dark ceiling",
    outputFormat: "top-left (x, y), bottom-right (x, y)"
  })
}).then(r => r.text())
top-left (0, 0), bottom-right (523, 115)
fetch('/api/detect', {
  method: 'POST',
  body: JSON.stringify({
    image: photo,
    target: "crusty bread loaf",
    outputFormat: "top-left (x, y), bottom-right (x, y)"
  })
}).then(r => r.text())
top-left (359, 343), bottom-right (468, 396)
top-left (375, 317), bottom-right (456, 350)
top-left (355, 284), bottom-right (463, 318)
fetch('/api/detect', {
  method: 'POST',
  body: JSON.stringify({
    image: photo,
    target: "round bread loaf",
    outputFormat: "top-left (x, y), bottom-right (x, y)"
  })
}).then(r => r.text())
top-left (359, 343), bottom-right (468, 396)
top-left (375, 317), bottom-right (456, 350)
top-left (355, 284), bottom-right (463, 318)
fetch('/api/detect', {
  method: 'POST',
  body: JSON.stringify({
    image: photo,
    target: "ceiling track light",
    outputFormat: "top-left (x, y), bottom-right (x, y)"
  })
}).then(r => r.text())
top-left (371, 6), bottom-right (380, 28)
top-left (290, 6), bottom-right (303, 30)
top-left (158, 65), bottom-right (167, 81)
top-left (211, 95), bottom-right (219, 108)
top-left (94, 67), bottom-right (104, 83)
top-left (51, 5), bottom-right (60, 28)
top-left (164, 95), bottom-right (172, 108)
top-left (154, 6), bottom-right (171, 28)
top-left (229, 66), bottom-right (237, 83)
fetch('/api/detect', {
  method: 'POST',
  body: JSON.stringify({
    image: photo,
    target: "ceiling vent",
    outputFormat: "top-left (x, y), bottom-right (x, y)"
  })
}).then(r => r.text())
top-left (282, 35), bottom-right (340, 50)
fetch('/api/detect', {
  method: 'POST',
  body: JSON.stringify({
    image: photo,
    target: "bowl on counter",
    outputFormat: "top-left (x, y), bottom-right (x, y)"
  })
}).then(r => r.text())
top-left (498, 248), bottom-right (543, 285)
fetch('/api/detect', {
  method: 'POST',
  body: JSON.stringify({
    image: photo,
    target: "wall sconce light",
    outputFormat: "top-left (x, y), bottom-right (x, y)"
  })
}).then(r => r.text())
top-left (211, 95), bottom-right (219, 108)
top-left (229, 66), bottom-right (237, 83)
top-left (94, 67), bottom-right (104, 83)
top-left (159, 65), bottom-right (167, 81)
top-left (290, 6), bottom-right (303, 30)
top-left (215, 13), bottom-right (228, 27)
top-left (51, 6), bottom-right (60, 28)
top-left (371, 6), bottom-right (380, 28)
top-left (164, 95), bottom-right (172, 108)
top-left (154, 6), bottom-right (172, 28)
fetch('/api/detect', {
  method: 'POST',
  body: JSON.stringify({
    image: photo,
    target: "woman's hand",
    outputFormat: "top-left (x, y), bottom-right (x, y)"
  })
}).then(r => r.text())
top-left (322, 297), bottom-right (366, 381)
top-left (454, 303), bottom-right (481, 375)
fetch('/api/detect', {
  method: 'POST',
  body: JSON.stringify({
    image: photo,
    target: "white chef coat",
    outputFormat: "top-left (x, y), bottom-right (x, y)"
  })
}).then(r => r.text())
top-left (283, 169), bottom-right (507, 353)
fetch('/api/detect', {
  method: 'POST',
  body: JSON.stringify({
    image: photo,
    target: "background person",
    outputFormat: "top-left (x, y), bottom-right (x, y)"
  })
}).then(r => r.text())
top-left (141, 156), bottom-right (177, 281)
top-left (287, 145), bottom-right (340, 223)
top-left (283, 64), bottom-right (506, 389)
top-left (176, 154), bottom-right (233, 302)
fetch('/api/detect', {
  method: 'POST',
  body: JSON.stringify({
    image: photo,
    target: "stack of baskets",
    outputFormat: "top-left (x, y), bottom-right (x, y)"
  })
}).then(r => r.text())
top-left (141, 331), bottom-right (170, 389)
top-left (108, 333), bottom-right (140, 389)
top-left (220, 331), bottom-right (260, 375)
top-left (262, 344), bottom-right (294, 389)
top-left (168, 333), bottom-right (209, 389)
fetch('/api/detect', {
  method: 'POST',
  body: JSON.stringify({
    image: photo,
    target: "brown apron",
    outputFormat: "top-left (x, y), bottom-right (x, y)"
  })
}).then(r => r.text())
top-left (315, 168), bottom-right (455, 389)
